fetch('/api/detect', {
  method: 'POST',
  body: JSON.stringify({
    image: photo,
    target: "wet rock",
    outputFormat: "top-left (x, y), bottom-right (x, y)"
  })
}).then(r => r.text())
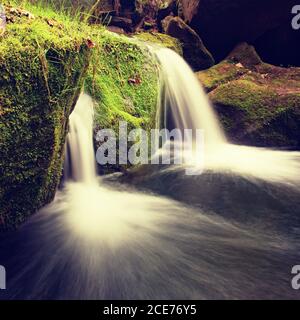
top-left (165, 16), bottom-right (214, 71)
top-left (197, 43), bottom-right (300, 148)
top-left (0, 5), bottom-right (90, 230)
top-left (109, 16), bottom-right (133, 33)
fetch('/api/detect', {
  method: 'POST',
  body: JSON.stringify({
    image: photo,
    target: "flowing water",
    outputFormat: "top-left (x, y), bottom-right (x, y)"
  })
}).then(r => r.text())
top-left (155, 48), bottom-right (300, 184)
top-left (155, 48), bottom-right (226, 146)
top-left (0, 49), bottom-right (300, 300)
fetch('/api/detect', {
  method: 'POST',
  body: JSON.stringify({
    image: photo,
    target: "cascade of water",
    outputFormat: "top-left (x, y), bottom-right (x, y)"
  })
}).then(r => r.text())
top-left (155, 48), bottom-right (300, 184)
top-left (1, 53), bottom-right (300, 301)
top-left (155, 48), bottom-right (226, 148)
top-left (65, 93), bottom-right (97, 184)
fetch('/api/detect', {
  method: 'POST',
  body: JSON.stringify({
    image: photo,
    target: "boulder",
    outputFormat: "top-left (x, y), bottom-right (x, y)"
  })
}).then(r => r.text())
top-left (0, 5), bottom-right (90, 229)
top-left (179, 0), bottom-right (298, 66)
top-left (165, 16), bottom-right (214, 71)
top-left (86, 31), bottom-right (181, 174)
top-left (109, 16), bottom-right (133, 32)
top-left (197, 43), bottom-right (300, 148)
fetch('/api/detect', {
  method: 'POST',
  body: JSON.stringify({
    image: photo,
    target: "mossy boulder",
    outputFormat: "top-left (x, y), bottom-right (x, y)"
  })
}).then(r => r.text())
top-left (134, 31), bottom-right (182, 55)
top-left (0, 0), bottom-right (177, 226)
top-left (85, 30), bottom-right (180, 173)
top-left (87, 32), bottom-right (159, 133)
top-left (0, 3), bottom-right (91, 229)
top-left (197, 43), bottom-right (300, 148)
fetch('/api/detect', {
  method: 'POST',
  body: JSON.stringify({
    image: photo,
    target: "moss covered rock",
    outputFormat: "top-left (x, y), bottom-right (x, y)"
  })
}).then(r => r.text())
top-left (0, 3), bottom-right (91, 229)
top-left (86, 32), bottom-right (159, 132)
top-left (134, 31), bottom-right (182, 55)
top-left (197, 43), bottom-right (300, 148)
top-left (85, 30), bottom-right (180, 172)
top-left (0, 1), bottom-right (180, 226)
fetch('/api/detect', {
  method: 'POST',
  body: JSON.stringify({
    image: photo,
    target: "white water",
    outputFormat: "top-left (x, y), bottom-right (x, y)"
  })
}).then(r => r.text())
top-left (156, 48), bottom-right (226, 147)
top-left (155, 48), bottom-right (300, 184)
top-left (62, 50), bottom-right (300, 245)
top-left (65, 93), bottom-right (96, 184)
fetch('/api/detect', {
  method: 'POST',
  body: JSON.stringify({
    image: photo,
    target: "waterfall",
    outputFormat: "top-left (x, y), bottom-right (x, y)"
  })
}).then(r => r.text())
top-left (155, 48), bottom-right (300, 184)
top-left (155, 48), bottom-right (226, 147)
top-left (65, 93), bottom-right (96, 184)
top-left (2, 54), bottom-right (300, 301)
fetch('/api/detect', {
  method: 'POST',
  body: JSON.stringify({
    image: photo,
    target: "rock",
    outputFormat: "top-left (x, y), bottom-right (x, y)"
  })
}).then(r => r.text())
top-left (197, 43), bottom-right (300, 148)
top-left (90, 0), bottom-right (120, 15)
top-left (161, 15), bottom-right (173, 32)
top-left (134, 31), bottom-right (183, 55)
top-left (0, 6), bottom-right (90, 230)
top-left (107, 25), bottom-right (125, 34)
top-left (157, 0), bottom-right (177, 26)
top-left (179, 0), bottom-right (297, 65)
top-left (109, 16), bottom-right (133, 33)
top-left (226, 43), bottom-right (262, 68)
top-left (85, 32), bottom-right (163, 174)
top-left (165, 16), bottom-right (214, 71)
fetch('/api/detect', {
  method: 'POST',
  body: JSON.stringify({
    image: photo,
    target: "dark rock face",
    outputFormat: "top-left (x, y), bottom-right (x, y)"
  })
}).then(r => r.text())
top-left (109, 16), bottom-right (133, 32)
top-left (165, 16), bottom-right (214, 71)
top-left (197, 43), bottom-right (300, 148)
top-left (180, 0), bottom-right (298, 66)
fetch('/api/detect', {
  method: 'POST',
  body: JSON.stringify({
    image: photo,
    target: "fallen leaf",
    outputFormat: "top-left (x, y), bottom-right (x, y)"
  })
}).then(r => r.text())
top-left (86, 38), bottom-right (96, 49)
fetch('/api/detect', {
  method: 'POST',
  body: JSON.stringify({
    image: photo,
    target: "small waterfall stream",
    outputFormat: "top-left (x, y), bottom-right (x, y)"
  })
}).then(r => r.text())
top-left (0, 49), bottom-right (300, 300)
top-left (155, 48), bottom-right (300, 184)
top-left (155, 48), bottom-right (226, 147)
top-left (65, 93), bottom-right (97, 184)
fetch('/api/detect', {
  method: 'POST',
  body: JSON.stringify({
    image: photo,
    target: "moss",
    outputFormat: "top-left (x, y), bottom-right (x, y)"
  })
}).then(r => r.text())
top-left (0, 1), bottom-right (177, 227)
top-left (134, 31), bottom-right (183, 55)
top-left (0, 1), bottom-right (91, 229)
top-left (86, 31), bottom-right (159, 134)
top-left (198, 44), bottom-right (300, 147)
top-left (70, 28), bottom-right (179, 173)
top-left (197, 61), bottom-right (248, 92)
top-left (85, 30), bottom-right (177, 172)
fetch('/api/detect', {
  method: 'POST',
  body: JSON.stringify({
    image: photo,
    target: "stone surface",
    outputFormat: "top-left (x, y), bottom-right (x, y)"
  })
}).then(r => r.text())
top-left (165, 16), bottom-right (214, 71)
top-left (0, 5), bottom-right (91, 229)
top-left (197, 43), bottom-right (300, 147)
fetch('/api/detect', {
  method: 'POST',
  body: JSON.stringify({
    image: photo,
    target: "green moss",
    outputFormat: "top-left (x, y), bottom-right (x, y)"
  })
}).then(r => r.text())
top-left (134, 32), bottom-right (183, 55)
top-left (0, 1), bottom-right (177, 227)
top-left (0, 1), bottom-right (91, 229)
top-left (85, 31), bottom-right (159, 133)
top-left (210, 80), bottom-right (300, 126)
top-left (198, 44), bottom-right (300, 147)
top-left (197, 61), bottom-right (248, 91)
